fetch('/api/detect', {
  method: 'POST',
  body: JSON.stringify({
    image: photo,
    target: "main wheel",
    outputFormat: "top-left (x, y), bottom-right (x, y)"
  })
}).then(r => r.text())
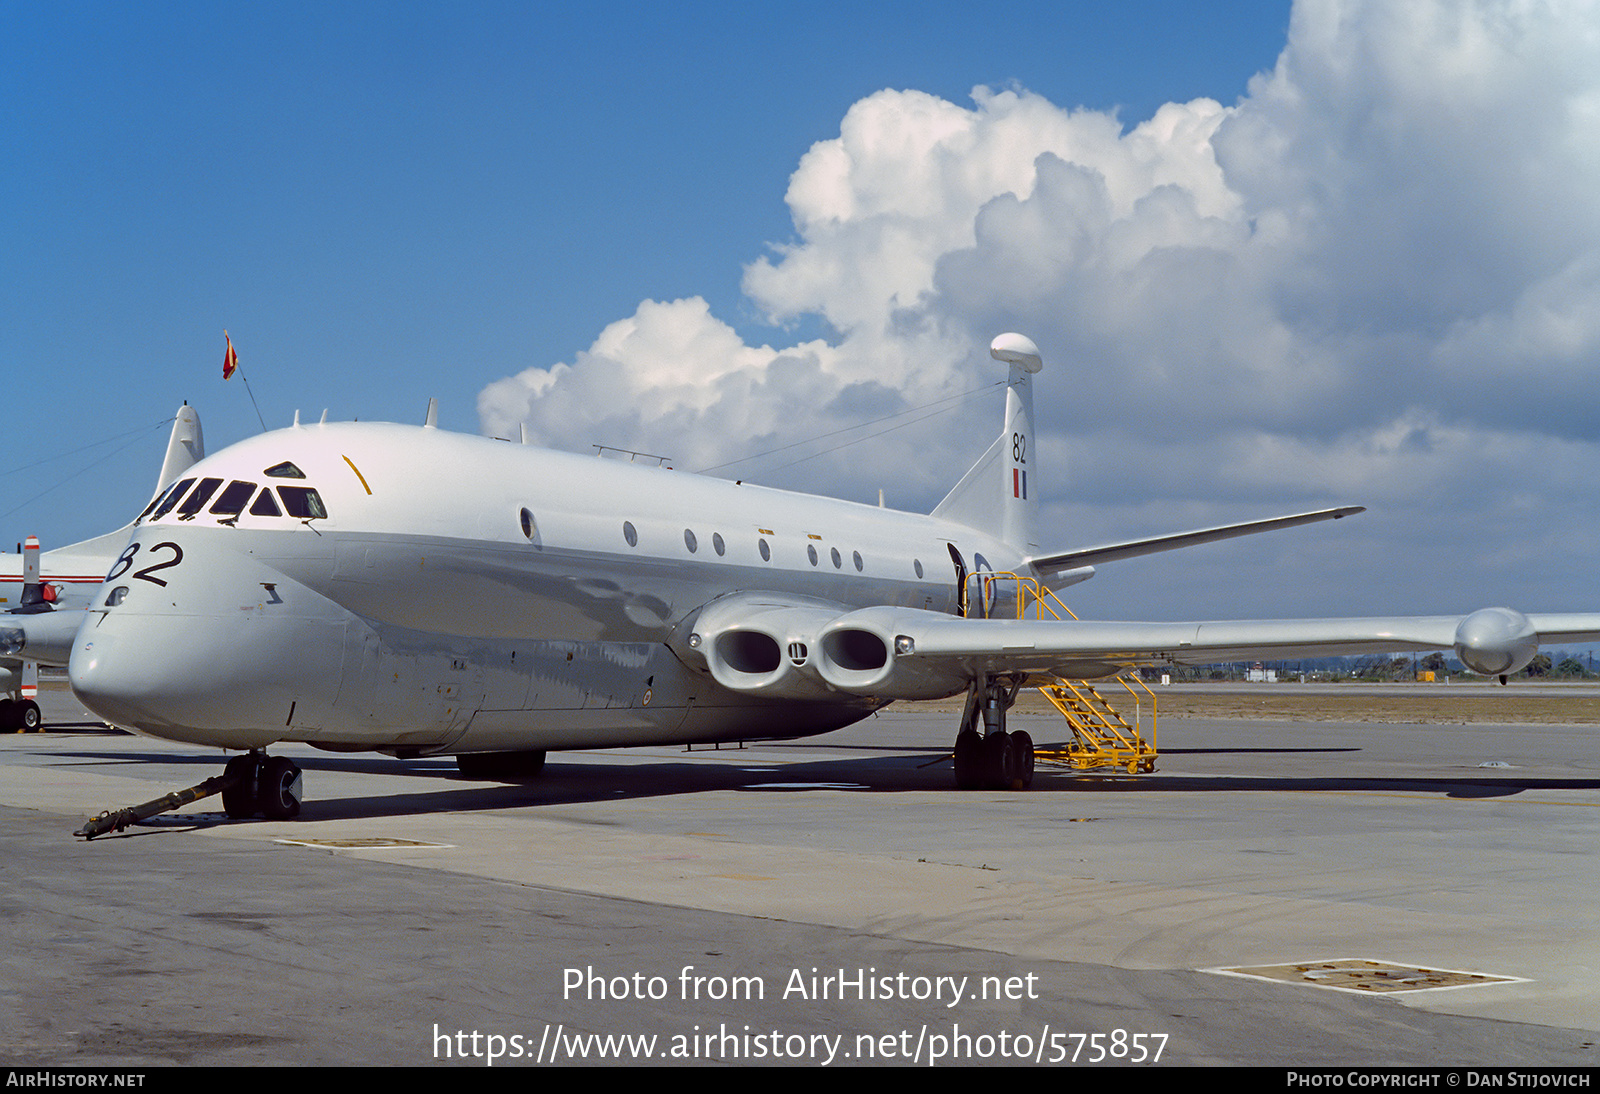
top-left (258, 757), bottom-right (302, 820)
top-left (953, 731), bottom-right (983, 789)
top-left (980, 731), bottom-right (1016, 790)
top-left (16, 700), bottom-right (40, 732)
top-left (457, 749), bottom-right (547, 778)
top-left (1010, 729), bottom-right (1035, 790)
top-left (221, 754), bottom-right (260, 818)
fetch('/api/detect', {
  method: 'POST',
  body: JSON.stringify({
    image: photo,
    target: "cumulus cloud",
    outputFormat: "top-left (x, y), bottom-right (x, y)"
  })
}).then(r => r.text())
top-left (481, 0), bottom-right (1600, 614)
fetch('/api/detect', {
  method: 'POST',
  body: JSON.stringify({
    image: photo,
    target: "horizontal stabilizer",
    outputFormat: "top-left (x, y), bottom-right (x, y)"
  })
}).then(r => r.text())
top-left (1026, 506), bottom-right (1365, 580)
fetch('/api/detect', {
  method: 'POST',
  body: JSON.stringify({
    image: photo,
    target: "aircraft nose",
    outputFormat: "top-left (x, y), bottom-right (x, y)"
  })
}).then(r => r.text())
top-left (69, 613), bottom-right (267, 744)
top-left (70, 598), bottom-right (346, 750)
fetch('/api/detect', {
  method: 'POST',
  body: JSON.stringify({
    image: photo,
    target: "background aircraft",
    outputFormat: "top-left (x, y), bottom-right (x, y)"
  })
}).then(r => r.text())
top-left (63, 336), bottom-right (1600, 819)
top-left (1, 407), bottom-right (203, 729)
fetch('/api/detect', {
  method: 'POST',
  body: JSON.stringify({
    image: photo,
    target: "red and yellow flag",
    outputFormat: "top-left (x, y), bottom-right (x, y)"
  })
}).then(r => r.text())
top-left (223, 330), bottom-right (238, 380)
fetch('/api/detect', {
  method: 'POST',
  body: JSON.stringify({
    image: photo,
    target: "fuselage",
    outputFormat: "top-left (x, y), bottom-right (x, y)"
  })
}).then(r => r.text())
top-left (68, 420), bottom-right (1026, 754)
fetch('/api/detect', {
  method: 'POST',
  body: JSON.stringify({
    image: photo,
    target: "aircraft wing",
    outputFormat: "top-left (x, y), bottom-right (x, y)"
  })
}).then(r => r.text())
top-left (1026, 506), bottom-right (1365, 581)
top-left (678, 593), bottom-right (1600, 701)
top-left (804, 605), bottom-right (1600, 699)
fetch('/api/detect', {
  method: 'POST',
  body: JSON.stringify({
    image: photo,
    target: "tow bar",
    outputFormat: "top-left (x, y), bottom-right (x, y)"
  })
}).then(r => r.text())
top-left (74, 772), bottom-right (239, 840)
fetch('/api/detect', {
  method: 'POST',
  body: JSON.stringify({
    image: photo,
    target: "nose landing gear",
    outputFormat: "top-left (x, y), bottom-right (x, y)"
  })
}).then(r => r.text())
top-left (222, 751), bottom-right (304, 820)
top-left (75, 750), bottom-right (304, 838)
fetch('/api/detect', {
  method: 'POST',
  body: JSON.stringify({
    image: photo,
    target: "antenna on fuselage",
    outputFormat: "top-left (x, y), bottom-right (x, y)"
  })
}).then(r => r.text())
top-left (424, 398), bottom-right (438, 428)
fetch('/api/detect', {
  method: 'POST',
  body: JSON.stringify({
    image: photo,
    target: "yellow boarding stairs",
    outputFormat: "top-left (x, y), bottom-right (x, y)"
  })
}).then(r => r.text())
top-left (969, 573), bottom-right (1158, 775)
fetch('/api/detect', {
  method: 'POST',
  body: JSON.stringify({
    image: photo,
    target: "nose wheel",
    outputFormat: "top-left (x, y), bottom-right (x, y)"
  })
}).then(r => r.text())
top-left (220, 752), bottom-right (303, 820)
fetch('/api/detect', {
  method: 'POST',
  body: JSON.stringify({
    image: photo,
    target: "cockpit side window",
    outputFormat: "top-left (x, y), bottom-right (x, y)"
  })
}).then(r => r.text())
top-left (209, 480), bottom-right (258, 516)
top-left (264, 462), bottom-right (306, 479)
top-left (137, 482), bottom-right (178, 521)
top-left (277, 486), bottom-right (327, 519)
top-left (150, 478), bottom-right (196, 520)
top-left (176, 478), bottom-right (223, 519)
top-left (249, 488), bottom-right (282, 517)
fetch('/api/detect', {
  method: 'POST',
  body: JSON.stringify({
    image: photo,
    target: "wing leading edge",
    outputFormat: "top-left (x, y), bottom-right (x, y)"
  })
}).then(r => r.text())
top-left (810, 606), bottom-right (1600, 699)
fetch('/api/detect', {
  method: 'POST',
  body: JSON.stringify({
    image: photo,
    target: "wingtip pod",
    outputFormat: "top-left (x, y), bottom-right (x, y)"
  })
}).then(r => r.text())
top-left (1453, 607), bottom-right (1538, 676)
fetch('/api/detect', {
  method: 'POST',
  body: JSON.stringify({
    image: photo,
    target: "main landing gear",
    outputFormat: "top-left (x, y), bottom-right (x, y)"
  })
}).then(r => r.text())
top-left (952, 675), bottom-right (1034, 790)
top-left (455, 749), bottom-right (547, 778)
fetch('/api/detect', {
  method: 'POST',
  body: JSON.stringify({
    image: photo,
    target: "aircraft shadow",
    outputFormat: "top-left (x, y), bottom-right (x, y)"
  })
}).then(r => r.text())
top-left (49, 745), bottom-right (1600, 836)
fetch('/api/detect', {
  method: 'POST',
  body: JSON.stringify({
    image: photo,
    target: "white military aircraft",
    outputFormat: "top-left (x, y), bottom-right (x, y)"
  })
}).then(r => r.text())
top-left (65, 336), bottom-right (1600, 822)
top-left (0, 407), bottom-right (204, 730)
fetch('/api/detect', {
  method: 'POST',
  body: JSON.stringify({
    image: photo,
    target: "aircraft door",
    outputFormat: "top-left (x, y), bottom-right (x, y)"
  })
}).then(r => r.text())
top-left (947, 544), bottom-right (968, 618)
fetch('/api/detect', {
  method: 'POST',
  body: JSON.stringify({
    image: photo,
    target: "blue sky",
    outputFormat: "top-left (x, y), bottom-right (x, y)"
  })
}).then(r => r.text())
top-left (4, 1), bottom-right (1287, 511)
top-left (7, 1), bottom-right (1600, 623)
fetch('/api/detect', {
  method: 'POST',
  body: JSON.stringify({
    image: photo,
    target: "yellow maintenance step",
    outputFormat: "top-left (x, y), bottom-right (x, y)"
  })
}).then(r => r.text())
top-left (1034, 675), bottom-right (1158, 775)
top-left (958, 572), bottom-right (1158, 775)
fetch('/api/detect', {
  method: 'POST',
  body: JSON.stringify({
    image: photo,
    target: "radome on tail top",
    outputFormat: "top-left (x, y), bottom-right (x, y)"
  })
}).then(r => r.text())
top-left (61, 336), bottom-right (1600, 820)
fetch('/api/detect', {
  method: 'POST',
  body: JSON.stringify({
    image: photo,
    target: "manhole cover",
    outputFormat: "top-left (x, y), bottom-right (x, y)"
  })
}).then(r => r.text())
top-left (275, 837), bottom-right (449, 850)
top-left (1211, 959), bottom-right (1521, 993)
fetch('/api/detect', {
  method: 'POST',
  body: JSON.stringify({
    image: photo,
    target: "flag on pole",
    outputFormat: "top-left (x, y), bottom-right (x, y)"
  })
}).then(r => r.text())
top-left (223, 330), bottom-right (238, 380)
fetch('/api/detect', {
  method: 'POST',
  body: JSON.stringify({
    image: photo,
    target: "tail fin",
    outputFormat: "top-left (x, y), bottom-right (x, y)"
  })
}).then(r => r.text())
top-left (15, 535), bottom-right (54, 613)
top-left (930, 334), bottom-right (1041, 551)
top-left (153, 404), bottom-right (204, 502)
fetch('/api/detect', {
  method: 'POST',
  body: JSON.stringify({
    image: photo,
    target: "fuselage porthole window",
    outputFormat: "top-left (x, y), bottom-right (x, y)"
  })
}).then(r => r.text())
top-left (684, 528), bottom-right (697, 554)
top-left (623, 521), bottom-right (638, 548)
top-left (914, 558), bottom-right (924, 579)
top-left (807, 544), bottom-right (818, 566)
top-left (105, 585), bottom-right (129, 607)
top-left (853, 550), bottom-right (864, 572)
top-left (520, 507), bottom-right (537, 541)
top-left (831, 547), bottom-right (842, 569)
top-left (758, 538), bottom-right (770, 562)
top-left (712, 532), bottom-right (725, 556)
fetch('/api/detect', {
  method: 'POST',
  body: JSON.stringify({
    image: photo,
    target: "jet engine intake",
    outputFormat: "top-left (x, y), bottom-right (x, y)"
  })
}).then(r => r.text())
top-left (678, 595), bottom-right (846, 699)
top-left (815, 610), bottom-right (971, 699)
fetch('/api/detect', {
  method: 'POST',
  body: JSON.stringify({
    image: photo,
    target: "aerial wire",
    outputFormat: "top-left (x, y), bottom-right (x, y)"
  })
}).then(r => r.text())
top-left (0, 418), bottom-right (174, 523)
top-left (694, 380), bottom-right (1003, 475)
